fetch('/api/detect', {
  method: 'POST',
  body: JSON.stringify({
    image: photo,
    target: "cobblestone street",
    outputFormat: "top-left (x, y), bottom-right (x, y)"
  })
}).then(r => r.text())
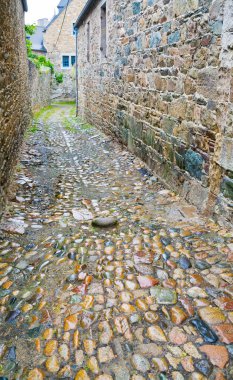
top-left (0, 103), bottom-right (232, 380)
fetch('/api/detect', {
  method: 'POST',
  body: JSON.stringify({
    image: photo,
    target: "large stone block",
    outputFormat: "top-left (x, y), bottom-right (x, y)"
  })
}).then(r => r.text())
top-left (197, 68), bottom-right (219, 100)
top-left (173, 0), bottom-right (199, 17)
top-left (184, 149), bottom-right (204, 179)
top-left (217, 137), bottom-right (233, 171)
top-left (221, 175), bottom-right (233, 200)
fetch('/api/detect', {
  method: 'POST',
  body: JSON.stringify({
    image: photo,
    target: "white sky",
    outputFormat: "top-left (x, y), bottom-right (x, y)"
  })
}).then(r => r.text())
top-left (25, 0), bottom-right (59, 25)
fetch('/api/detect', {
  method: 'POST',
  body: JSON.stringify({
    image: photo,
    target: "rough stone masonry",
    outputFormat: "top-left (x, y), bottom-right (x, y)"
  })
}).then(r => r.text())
top-left (77, 0), bottom-right (233, 224)
top-left (0, 0), bottom-right (30, 216)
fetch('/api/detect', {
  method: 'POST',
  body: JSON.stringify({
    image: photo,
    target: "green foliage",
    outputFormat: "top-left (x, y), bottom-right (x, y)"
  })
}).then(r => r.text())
top-left (25, 24), bottom-right (54, 74)
top-left (33, 55), bottom-right (55, 74)
top-left (55, 72), bottom-right (64, 84)
top-left (25, 24), bottom-right (36, 36)
top-left (26, 38), bottom-right (33, 56)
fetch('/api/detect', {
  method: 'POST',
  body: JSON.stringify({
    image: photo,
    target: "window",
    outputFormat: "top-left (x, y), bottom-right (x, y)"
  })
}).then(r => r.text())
top-left (71, 56), bottom-right (76, 66)
top-left (101, 3), bottom-right (107, 58)
top-left (72, 23), bottom-right (76, 36)
top-left (62, 55), bottom-right (70, 68)
top-left (87, 21), bottom-right (90, 62)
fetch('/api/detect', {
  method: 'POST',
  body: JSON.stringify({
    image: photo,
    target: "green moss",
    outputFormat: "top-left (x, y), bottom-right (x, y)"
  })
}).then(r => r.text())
top-left (53, 100), bottom-right (76, 105)
top-left (28, 125), bottom-right (38, 133)
top-left (80, 123), bottom-right (93, 130)
top-left (34, 105), bottom-right (54, 122)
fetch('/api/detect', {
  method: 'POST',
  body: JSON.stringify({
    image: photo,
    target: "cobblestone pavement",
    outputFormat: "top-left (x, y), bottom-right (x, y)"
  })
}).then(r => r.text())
top-left (0, 103), bottom-right (233, 380)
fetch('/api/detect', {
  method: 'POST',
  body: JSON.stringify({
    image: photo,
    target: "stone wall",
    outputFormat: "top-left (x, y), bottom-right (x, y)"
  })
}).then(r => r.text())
top-left (43, 0), bottom-right (86, 98)
top-left (28, 61), bottom-right (51, 111)
top-left (0, 0), bottom-right (30, 216)
top-left (77, 0), bottom-right (233, 223)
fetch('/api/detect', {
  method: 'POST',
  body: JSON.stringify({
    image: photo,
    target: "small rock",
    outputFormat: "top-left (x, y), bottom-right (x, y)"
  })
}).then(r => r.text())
top-left (75, 350), bottom-right (84, 366)
top-left (58, 344), bottom-right (69, 361)
top-left (179, 256), bottom-right (192, 269)
top-left (181, 356), bottom-right (194, 372)
top-left (130, 314), bottom-right (140, 324)
top-left (215, 324), bottom-right (233, 344)
top-left (172, 372), bottom-right (184, 380)
top-left (27, 368), bottom-right (44, 380)
top-left (137, 343), bottom-right (162, 357)
top-left (144, 311), bottom-right (159, 324)
top-left (99, 321), bottom-right (113, 344)
top-left (72, 209), bottom-right (93, 221)
top-left (45, 355), bottom-right (60, 373)
top-left (58, 365), bottom-right (72, 378)
top-left (198, 307), bottom-right (226, 325)
top-left (170, 306), bottom-right (188, 325)
top-left (200, 345), bottom-right (229, 369)
top-left (7, 346), bottom-right (16, 361)
top-left (169, 327), bottom-right (187, 345)
top-left (44, 340), bottom-right (58, 356)
top-left (157, 269), bottom-right (169, 280)
top-left (84, 340), bottom-right (96, 355)
top-left (147, 325), bottom-right (167, 342)
top-left (75, 369), bottom-right (90, 380)
top-left (5, 309), bottom-right (21, 322)
top-left (1, 219), bottom-right (28, 235)
top-left (132, 354), bottom-right (150, 372)
top-left (64, 313), bottom-right (78, 331)
top-left (92, 217), bottom-right (118, 227)
top-left (194, 359), bottom-right (213, 377)
top-left (191, 318), bottom-right (218, 343)
top-left (137, 275), bottom-right (159, 288)
top-left (0, 344), bottom-right (6, 359)
top-left (95, 375), bottom-right (113, 380)
top-left (152, 357), bottom-right (168, 372)
top-left (183, 342), bottom-right (201, 359)
top-left (150, 286), bottom-right (177, 304)
top-left (87, 356), bottom-right (99, 374)
top-left (195, 260), bottom-right (211, 270)
top-left (120, 303), bottom-right (136, 313)
top-left (98, 346), bottom-right (115, 363)
top-left (187, 287), bottom-right (207, 298)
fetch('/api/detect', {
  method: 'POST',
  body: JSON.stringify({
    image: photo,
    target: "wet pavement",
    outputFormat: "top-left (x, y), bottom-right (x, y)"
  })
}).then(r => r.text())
top-left (0, 102), bottom-right (233, 380)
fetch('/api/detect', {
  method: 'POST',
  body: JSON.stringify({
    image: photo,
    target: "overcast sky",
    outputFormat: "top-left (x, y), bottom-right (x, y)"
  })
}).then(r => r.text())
top-left (25, 0), bottom-right (59, 24)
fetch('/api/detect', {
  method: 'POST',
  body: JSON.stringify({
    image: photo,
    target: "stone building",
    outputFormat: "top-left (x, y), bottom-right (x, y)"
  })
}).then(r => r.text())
top-left (43, 0), bottom-right (86, 98)
top-left (0, 0), bottom-right (30, 216)
top-left (76, 0), bottom-right (233, 223)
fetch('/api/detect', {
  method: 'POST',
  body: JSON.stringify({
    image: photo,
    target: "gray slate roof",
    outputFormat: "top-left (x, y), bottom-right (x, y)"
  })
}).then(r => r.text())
top-left (30, 26), bottom-right (47, 52)
top-left (58, 0), bottom-right (69, 9)
top-left (22, 0), bottom-right (28, 12)
top-left (45, 0), bottom-right (69, 30)
top-left (75, 0), bottom-right (97, 28)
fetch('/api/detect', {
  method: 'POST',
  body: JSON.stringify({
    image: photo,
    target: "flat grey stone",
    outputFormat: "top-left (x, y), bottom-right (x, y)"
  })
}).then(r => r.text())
top-left (92, 216), bottom-right (118, 227)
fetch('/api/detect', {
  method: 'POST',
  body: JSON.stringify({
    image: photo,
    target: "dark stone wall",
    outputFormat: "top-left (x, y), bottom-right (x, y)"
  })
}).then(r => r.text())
top-left (0, 0), bottom-right (31, 216)
top-left (78, 0), bottom-right (233, 223)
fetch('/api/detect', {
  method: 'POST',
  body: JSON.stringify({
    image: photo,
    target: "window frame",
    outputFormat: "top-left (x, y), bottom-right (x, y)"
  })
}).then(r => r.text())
top-left (87, 21), bottom-right (90, 63)
top-left (71, 55), bottom-right (76, 66)
top-left (72, 23), bottom-right (77, 36)
top-left (100, 2), bottom-right (107, 59)
top-left (62, 55), bottom-right (70, 69)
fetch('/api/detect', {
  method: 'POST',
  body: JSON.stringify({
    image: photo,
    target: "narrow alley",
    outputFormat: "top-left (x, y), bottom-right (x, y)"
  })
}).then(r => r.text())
top-left (0, 103), bottom-right (232, 379)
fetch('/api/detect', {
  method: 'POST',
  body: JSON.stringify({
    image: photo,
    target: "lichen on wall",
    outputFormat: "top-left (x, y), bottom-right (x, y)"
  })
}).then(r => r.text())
top-left (77, 0), bottom-right (233, 223)
top-left (0, 0), bottom-right (30, 216)
top-left (28, 61), bottom-right (52, 112)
